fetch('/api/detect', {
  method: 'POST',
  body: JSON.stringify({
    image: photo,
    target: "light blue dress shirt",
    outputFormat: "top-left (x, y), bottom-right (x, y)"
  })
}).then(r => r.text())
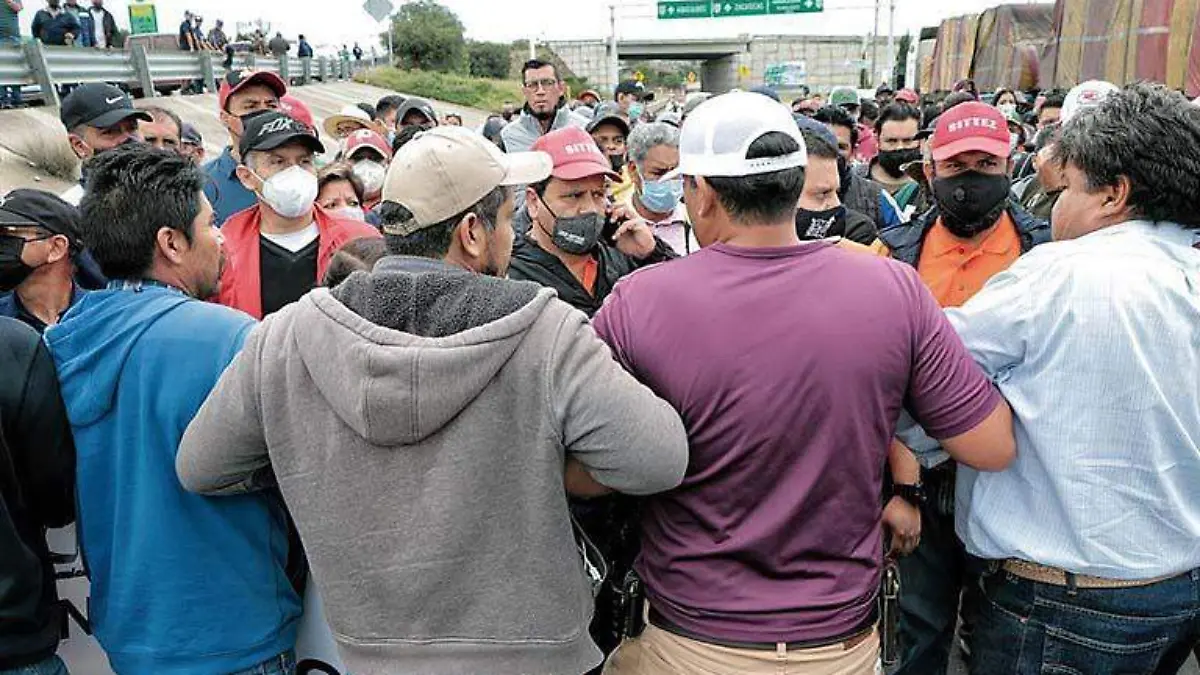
top-left (946, 220), bottom-right (1200, 580)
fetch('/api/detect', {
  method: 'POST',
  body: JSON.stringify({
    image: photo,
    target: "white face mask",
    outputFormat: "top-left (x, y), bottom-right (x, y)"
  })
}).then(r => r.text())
top-left (998, 103), bottom-right (1017, 117)
top-left (352, 160), bottom-right (387, 199)
top-left (333, 206), bottom-right (366, 222)
top-left (256, 165), bottom-right (318, 219)
top-left (1010, 132), bottom-right (1021, 154)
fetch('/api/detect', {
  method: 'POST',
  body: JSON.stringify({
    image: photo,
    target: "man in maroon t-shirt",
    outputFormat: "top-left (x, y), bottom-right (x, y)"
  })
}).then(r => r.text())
top-left (595, 91), bottom-right (1017, 674)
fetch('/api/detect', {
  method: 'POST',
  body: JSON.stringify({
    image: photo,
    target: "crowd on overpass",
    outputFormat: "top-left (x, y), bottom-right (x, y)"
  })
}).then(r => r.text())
top-left (1, 49), bottom-right (1199, 675)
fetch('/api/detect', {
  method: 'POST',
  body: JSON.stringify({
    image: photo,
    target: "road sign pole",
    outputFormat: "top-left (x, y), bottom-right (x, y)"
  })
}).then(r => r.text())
top-left (870, 0), bottom-right (879, 87)
top-left (885, 0), bottom-right (895, 86)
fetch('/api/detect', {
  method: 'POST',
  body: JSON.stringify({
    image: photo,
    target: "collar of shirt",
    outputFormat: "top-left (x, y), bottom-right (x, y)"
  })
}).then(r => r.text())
top-left (926, 211), bottom-right (1019, 258)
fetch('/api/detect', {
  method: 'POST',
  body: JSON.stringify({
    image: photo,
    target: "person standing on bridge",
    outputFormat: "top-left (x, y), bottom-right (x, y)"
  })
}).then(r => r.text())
top-left (45, 145), bottom-right (302, 675)
top-left (501, 59), bottom-right (589, 154)
top-left (203, 69), bottom-right (287, 226)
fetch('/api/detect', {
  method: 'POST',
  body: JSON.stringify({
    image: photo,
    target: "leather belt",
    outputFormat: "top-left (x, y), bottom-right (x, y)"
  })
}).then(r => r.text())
top-left (647, 608), bottom-right (875, 652)
top-left (1002, 559), bottom-right (1176, 589)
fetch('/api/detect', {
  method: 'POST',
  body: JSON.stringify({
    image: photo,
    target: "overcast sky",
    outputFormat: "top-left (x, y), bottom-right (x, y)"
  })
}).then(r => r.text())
top-left (21, 0), bottom-right (1031, 56)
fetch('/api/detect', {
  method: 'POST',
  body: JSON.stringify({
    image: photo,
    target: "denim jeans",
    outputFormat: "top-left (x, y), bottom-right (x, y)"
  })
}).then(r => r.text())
top-left (0, 655), bottom-right (69, 675)
top-left (226, 650), bottom-right (296, 675)
top-left (972, 566), bottom-right (1200, 675)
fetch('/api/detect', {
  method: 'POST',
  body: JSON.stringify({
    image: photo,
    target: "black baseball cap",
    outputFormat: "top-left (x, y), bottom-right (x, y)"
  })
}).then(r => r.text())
top-left (396, 97), bottom-right (437, 126)
top-left (238, 110), bottom-right (325, 159)
top-left (0, 189), bottom-right (84, 250)
top-left (614, 80), bottom-right (654, 102)
top-left (586, 103), bottom-right (630, 137)
top-left (59, 83), bottom-right (152, 131)
top-left (181, 122), bottom-right (203, 146)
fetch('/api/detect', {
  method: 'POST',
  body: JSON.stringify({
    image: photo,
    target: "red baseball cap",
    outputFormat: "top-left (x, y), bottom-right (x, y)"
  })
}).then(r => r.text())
top-left (344, 128), bottom-right (392, 161)
top-left (895, 88), bottom-right (919, 105)
top-left (930, 102), bottom-right (1011, 162)
top-left (218, 69), bottom-right (287, 112)
top-left (278, 95), bottom-right (314, 129)
top-left (532, 126), bottom-right (620, 181)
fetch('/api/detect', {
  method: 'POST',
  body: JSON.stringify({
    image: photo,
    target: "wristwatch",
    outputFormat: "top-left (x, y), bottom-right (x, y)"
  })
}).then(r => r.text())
top-left (892, 483), bottom-right (926, 508)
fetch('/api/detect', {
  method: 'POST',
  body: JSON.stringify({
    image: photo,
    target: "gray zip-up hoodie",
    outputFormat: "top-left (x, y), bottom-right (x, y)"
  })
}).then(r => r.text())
top-left (176, 256), bottom-right (688, 675)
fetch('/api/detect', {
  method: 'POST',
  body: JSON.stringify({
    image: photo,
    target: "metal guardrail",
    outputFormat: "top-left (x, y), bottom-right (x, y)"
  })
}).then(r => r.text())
top-left (0, 42), bottom-right (389, 106)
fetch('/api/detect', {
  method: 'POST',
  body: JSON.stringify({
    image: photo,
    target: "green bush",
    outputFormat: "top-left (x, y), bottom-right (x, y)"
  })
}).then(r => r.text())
top-left (468, 41), bottom-right (511, 80)
top-left (358, 67), bottom-right (523, 113)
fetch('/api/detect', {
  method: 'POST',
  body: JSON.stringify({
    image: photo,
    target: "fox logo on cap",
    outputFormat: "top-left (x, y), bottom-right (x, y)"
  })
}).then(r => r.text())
top-left (259, 116), bottom-right (298, 137)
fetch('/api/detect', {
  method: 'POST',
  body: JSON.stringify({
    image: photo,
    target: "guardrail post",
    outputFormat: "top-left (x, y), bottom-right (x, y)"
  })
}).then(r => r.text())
top-left (22, 41), bottom-right (59, 108)
top-left (317, 57), bottom-right (327, 82)
top-left (200, 52), bottom-right (217, 93)
top-left (130, 44), bottom-right (155, 97)
top-left (280, 56), bottom-right (291, 83)
top-left (246, 53), bottom-right (257, 70)
top-left (340, 58), bottom-right (348, 80)
top-left (301, 57), bottom-right (312, 85)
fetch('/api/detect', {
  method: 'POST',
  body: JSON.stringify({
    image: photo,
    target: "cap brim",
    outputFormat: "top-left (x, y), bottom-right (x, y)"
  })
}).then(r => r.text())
top-left (497, 151), bottom-right (554, 186)
top-left (0, 207), bottom-right (38, 227)
top-left (87, 107), bottom-right (153, 129)
top-left (237, 72), bottom-right (287, 99)
top-left (586, 115), bottom-right (630, 136)
top-left (553, 161), bottom-right (621, 182)
top-left (253, 132), bottom-right (326, 155)
top-left (931, 136), bottom-right (1009, 162)
top-left (322, 116), bottom-right (370, 137)
top-left (347, 145), bottom-right (388, 161)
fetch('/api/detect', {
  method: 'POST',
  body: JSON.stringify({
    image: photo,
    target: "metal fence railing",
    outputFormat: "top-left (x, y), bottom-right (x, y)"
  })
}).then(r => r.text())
top-left (0, 42), bottom-right (389, 107)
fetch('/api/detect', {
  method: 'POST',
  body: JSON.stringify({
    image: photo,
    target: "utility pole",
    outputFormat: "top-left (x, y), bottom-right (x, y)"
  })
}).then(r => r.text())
top-left (885, 0), bottom-right (895, 86)
top-left (529, 36), bottom-right (536, 60)
top-left (609, 4), bottom-right (619, 96)
top-left (870, 0), bottom-right (880, 88)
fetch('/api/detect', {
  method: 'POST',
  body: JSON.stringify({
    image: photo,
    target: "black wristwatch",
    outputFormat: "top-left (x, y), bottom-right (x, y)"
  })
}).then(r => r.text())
top-left (892, 483), bottom-right (926, 508)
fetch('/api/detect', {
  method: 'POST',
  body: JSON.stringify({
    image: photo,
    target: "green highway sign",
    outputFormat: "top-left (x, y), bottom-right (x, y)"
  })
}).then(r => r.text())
top-left (658, 0), bottom-right (822, 18)
top-left (658, 0), bottom-right (714, 19)
top-left (769, 0), bottom-right (824, 13)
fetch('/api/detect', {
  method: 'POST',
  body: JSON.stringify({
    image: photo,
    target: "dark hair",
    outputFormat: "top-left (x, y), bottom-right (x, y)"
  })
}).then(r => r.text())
top-left (703, 132), bottom-right (806, 224)
top-left (142, 106), bottom-right (183, 138)
top-left (322, 237), bottom-right (388, 287)
top-left (317, 163), bottom-right (366, 204)
top-left (1056, 82), bottom-right (1200, 229)
top-left (1041, 89), bottom-right (1067, 112)
top-left (1032, 124), bottom-right (1059, 152)
top-left (859, 100), bottom-right (880, 124)
top-left (920, 103), bottom-right (942, 128)
top-left (521, 59), bottom-right (557, 82)
top-left (942, 91), bottom-right (976, 111)
top-left (380, 185), bottom-right (508, 258)
top-left (392, 122), bottom-right (433, 155)
top-left (799, 129), bottom-right (838, 160)
top-left (993, 88), bottom-right (1016, 104)
top-left (875, 103), bottom-right (921, 136)
top-left (79, 145), bottom-right (204, 279)
top-left (356, 102), bottom-right (377, 121)
top-left (376, 95), bottom-right (406, 118)
top-left (812, 106), bottom-right (858, 148)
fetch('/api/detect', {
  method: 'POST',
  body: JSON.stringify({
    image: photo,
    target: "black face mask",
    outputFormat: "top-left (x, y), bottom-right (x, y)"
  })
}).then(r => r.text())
top-left (796, 205), bottom-right (846, 240)
top-left (932, 171), bottom-right (1011, 239)
top-left (0, 235), bottom-right (36, 292)
top-left (877, 148), bottom-right (921, 178)
top-left (608, 154), bottom-right (626, 173)
top-left (836, 155), bottom-right (851, 198)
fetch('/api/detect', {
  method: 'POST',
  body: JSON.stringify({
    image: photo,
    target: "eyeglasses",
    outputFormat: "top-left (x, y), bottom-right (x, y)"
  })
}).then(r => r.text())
top-left (524, 78), bottom-right (559, 91)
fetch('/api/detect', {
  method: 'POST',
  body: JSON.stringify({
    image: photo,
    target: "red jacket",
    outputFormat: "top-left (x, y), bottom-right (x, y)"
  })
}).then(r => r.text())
top-left (217, 204), bottom-right (381, 319)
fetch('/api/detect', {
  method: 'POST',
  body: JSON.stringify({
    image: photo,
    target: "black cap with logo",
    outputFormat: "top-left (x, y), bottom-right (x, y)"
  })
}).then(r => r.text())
top-left (395, 97), bottom-right (437, 127)
top-left (238, 110), bottom-right (325, 159)
top-left (0, 190), bottom-right (84, 250)
top-left (614, 80), bottom-right (654, 102)
top-left (59, 83), bottom-right (153, 131)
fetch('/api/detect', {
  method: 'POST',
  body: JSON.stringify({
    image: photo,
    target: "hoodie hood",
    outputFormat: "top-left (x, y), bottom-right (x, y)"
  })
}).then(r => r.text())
top-left (294, 256), bottom-right (551, 446)
top-left (45, 286), bottom-right (191, 427)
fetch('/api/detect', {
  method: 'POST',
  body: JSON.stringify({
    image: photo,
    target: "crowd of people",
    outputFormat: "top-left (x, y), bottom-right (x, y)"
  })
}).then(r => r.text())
top-left (1, 52), bottom-right (1199, 675)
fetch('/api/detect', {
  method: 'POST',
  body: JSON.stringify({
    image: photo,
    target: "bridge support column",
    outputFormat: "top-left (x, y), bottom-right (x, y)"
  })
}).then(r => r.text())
top-left (702, 56), bottom-right (736, 93)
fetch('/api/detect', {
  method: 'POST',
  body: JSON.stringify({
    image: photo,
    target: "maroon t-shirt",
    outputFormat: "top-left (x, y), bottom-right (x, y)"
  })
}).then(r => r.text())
top-left (592, 241), bottom-right (1000, 644)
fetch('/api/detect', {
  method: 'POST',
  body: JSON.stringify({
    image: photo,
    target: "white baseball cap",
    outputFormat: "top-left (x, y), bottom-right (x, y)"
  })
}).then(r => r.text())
top-left (666, 91), bottom-right (807, 180)
top-left (1060, 80), bottom-right (1119, 125)
top-left (381, 126), bottom-right (552, 237)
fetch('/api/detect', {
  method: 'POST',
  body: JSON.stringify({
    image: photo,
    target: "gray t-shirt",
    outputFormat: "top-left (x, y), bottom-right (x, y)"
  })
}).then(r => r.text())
top-left (0, 1), bottom-right (20, 43)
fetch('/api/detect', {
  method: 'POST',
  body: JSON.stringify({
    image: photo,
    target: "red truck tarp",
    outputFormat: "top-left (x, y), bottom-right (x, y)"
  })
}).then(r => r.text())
top-left (972, 5), bottom-right (1056, 92)
top-left (929, 14), bottom-right (981, 91)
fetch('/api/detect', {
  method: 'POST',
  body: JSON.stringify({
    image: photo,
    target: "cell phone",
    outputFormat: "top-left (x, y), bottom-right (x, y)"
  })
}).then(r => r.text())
top-left (621, 571), bottom-right (646, 638)
top-left (601, 212), bottom-right (621, 243)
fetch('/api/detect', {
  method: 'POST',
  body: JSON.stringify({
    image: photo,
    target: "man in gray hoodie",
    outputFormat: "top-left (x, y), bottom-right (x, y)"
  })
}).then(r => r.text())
top-left (177, 126), bottom-right (689, 675)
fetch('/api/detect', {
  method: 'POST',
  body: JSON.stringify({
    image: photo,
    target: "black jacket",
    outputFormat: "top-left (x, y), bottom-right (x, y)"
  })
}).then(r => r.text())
top-left (508, 233), bottom-right (676, 317)
top-left (0, 318), bottom-right (76, 669)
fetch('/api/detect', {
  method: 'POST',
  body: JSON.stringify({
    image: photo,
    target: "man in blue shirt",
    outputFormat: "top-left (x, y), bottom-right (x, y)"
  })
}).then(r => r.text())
top-left (0, 190), bottom-right (86, 333)
top-left (949, 82), bottom-right (1200, 671)
top-left (202, 69), bottom-right (287, 226)
top-left (45, 145), bottom-right (301, 675)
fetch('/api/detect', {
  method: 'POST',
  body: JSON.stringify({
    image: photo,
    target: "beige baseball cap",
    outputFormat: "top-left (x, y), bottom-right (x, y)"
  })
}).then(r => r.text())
top-left (381, 126), bottom-right (552, 237)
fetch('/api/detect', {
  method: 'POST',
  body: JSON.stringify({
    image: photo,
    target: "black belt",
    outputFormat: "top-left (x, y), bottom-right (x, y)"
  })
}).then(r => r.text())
top-left (647, 606), bottom-right (877, 652)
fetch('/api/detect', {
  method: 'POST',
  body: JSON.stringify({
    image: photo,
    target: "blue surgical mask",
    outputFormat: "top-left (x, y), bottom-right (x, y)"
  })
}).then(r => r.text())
top-left (628, 103), bottom-right (644, 119)
top-left (639, 170), bottom-right (684, 214)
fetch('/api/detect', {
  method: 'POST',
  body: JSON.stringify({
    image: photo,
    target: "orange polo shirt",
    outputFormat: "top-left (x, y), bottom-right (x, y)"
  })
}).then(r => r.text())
top-left (917, 213), bottom-right (1021, 308)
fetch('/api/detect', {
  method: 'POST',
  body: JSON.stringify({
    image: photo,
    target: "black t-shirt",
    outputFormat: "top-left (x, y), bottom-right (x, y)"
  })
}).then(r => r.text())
top-left (259, 237), bottom-right (319, 316)
top-left (178, 20), bottom-right (193, 50)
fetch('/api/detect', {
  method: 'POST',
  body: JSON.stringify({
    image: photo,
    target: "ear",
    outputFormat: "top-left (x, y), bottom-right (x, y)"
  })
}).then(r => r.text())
top-left (1101, 175), bottom-right (1133, 218)
top-left (156, 227), bottom-right (188, 265)
top-left (457, 212), bottom-right (486, 261)
top-left (922, 162), bottom-right (935, 185)
top-left (46, 235), bottom-right (72, 265)
top-left (235, 165), bottom-right (260, 192)
top-left (525, 186), bottom-right (540, 221)
top-left (627, 161), bottom-right (642, 190)
top-left (219, 109), bottom-right (241, 137)
top-left (67, 134), bottom-right (91, 160)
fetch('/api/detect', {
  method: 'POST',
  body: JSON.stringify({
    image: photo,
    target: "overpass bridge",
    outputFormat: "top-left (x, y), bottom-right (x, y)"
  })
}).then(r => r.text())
top-left (547, 34), bottom-right (886, 95)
